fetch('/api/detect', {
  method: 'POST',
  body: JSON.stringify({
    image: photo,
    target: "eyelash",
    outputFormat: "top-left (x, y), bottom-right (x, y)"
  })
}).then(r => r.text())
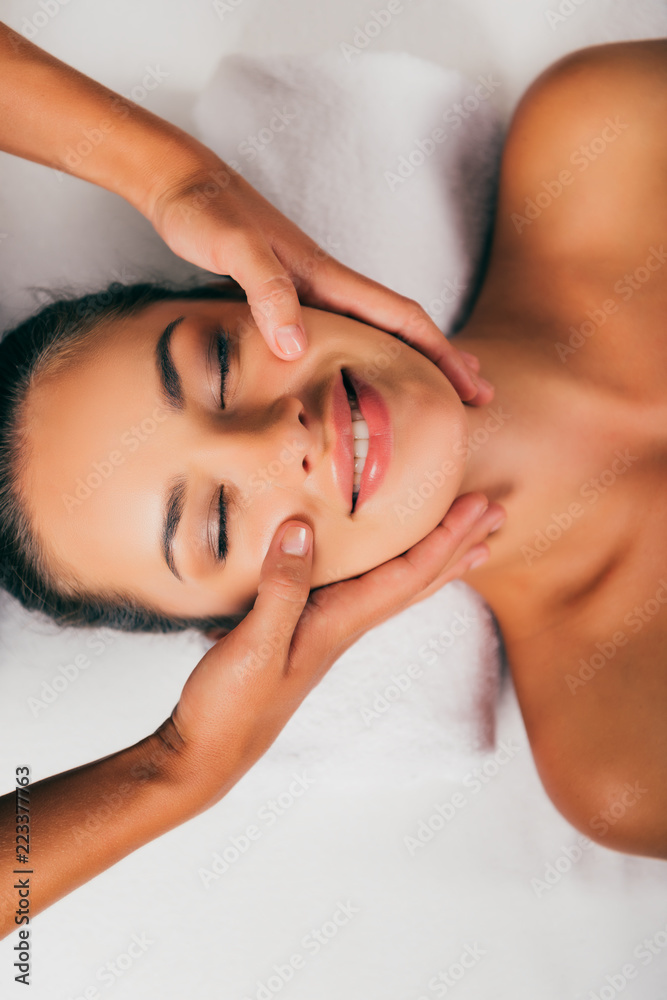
top-left (215, 324), bottom-right (231, 409)
top-left (214, 324), bottom-right (232, 561)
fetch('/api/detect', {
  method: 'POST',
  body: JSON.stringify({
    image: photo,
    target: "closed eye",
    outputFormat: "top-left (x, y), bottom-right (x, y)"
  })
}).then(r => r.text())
top-left (216, 324), bottom-right (231, 409)
top-left (214, 323), bottom-right (233, 562)
top-left (215, 484), bottom-right (228, 561)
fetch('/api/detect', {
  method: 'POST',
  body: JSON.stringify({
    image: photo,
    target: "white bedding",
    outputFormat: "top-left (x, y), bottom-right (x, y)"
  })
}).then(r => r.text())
top-left (1, 1), bottom-right (666, 998)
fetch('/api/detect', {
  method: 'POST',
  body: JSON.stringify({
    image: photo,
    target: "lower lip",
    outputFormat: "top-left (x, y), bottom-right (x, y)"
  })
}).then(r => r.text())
top-left (347, 370), bottom-right (393, 511)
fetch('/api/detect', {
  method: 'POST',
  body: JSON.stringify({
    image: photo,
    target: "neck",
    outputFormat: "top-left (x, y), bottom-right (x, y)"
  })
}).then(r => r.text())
top-left (440, 321), bottom-right (547, 643)
top-left (451, 328), bottom-right (524, 514)
top-left (444, 318), bottom-right (565, 622)
top-left (445, 315), bottom-right (631, 642)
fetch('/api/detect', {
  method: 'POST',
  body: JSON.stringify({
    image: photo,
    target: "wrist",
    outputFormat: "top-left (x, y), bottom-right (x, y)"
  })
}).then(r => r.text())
top-left (0, 34), bottom-right (217, 222)
top-left (108, 108), bottom-right (224, 221)
top-left (145, 716), bottom-right (223, 819)
top-left (147, 715), bottom-right (255, 819)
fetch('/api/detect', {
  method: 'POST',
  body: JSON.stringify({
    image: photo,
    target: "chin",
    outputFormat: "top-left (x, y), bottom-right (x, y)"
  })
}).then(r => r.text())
top-left (311, 456), bottom-right (466, 591)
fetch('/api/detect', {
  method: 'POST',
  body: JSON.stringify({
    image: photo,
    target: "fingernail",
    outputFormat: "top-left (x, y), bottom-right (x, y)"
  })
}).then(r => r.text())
top-left (488, 514), bottom-right (505, 533)
top-left (469, 551), bottom-right (489, 570)
top-left (460, 351), bottom-right (478, 366)
top-left (275, 325), bottom-right (307, 356)
top-left (281, 524), bottom-right (310, 555)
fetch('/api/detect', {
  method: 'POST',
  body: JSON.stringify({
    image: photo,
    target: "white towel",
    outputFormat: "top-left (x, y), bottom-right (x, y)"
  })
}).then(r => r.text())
top-left (193, 51), bottom-right (504, 332)
top-left (191, 51), bottom-right (506, 785)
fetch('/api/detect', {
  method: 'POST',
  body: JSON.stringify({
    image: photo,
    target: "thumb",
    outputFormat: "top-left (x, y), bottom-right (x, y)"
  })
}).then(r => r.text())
top-left (229, 236), bottom-right (308, 359)
top-left (227, 521), bottom-right (312, 684)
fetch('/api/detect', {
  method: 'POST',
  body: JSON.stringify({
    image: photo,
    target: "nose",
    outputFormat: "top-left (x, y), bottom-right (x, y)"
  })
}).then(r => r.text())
top-left (197, 395), bottom-right (320, 503)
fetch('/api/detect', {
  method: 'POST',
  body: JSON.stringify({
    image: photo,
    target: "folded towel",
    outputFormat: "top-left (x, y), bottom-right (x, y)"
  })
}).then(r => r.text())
top-left (192, 51), bottom-right (505, 784)
top-left (193, 51), bottom-right (504, 332)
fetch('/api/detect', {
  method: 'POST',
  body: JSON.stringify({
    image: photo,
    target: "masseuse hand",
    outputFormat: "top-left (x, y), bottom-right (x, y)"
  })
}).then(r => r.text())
top-left (0, 23), bottom-right (491, 406)
top-left (156, 493), bottom-right (504, 808)
top-left (146, 162), bottom-right (494, 406)
top-left (0, 489), bottom-right (502, 934)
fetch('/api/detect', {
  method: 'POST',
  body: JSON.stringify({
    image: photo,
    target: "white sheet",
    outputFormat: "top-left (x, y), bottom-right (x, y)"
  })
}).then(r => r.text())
top-left (1, 1), bottom-right (666, 998)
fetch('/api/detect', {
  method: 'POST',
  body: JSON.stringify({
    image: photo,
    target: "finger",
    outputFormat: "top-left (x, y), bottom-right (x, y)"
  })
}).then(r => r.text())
top-left (305, 493), bottom-right (491, 657)
top-left (391, 323), bottom-right (494, 406)
top-left (438, 501), bottom-right (506, 572)
top-left (223, 521), bottom-right (312, 684)
top-left (293, 255), bottom-right (493, 404)
top-left (443, 542), bottom-right (491, 580)
top-left (391, 504), bottom-right (501, 612)
top-left (458, 350), bottom-right (481, 372)
top-left (416, 502), bottom-right (506, 595)
top-left (226, 234), bottom-right (309, 359)
top-left (404, 542), bottom-right (491, 611)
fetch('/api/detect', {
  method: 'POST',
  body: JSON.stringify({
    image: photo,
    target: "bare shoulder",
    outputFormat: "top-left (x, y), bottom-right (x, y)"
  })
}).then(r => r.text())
top-left (491, 39), bottom-right (667, 279)
top-left (506, 590), bottom-right (667, 860)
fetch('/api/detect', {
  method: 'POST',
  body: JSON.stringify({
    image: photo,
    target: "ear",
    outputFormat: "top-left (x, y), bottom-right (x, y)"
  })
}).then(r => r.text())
top-left (202, 625), bottom-right (232, 643)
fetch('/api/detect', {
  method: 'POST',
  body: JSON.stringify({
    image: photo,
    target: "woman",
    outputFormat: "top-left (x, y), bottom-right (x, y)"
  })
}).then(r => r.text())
top-left (4, 34), bottom-right (667, 937)
top-left (0, 20), bottom-right (500, 937)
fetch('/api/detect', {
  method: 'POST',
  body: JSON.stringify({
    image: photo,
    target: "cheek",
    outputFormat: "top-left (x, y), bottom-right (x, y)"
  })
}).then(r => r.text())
top-left (392, 396), bottom-right (468, 528)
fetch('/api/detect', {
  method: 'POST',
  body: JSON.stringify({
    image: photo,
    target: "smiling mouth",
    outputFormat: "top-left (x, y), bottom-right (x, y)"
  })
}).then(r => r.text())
top-left (342, 371), bottom-right (369, 511)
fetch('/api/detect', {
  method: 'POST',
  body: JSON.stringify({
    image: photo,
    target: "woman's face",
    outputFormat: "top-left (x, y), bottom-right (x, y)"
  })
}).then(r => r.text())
top-left (22, 296), bottom-right (469, 619)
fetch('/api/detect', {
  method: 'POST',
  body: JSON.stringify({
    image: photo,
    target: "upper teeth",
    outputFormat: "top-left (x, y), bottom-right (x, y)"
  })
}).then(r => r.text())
top-left (345, 378), bottom-right (369, 496)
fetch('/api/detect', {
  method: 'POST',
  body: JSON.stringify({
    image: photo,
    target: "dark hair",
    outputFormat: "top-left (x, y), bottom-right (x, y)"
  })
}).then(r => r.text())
top-left (0, 278), bottom-right (250, 635)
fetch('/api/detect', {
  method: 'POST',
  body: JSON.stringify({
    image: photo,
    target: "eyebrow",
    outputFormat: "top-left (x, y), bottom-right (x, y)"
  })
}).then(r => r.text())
top-left (156, 315), bottom-right (186, 411)
top-left (162, 476), bottom-right (187, 581)
top-left (155, 317), bottom-right (186, 581)
top-left (155, 314), bottom-right (229, 583)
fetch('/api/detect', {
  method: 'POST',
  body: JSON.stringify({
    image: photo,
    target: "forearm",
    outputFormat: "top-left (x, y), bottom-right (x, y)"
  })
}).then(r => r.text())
top-left (0, 724), bottom-right (190, 939)
top-left (0, 21), bottom-right (218, 217)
